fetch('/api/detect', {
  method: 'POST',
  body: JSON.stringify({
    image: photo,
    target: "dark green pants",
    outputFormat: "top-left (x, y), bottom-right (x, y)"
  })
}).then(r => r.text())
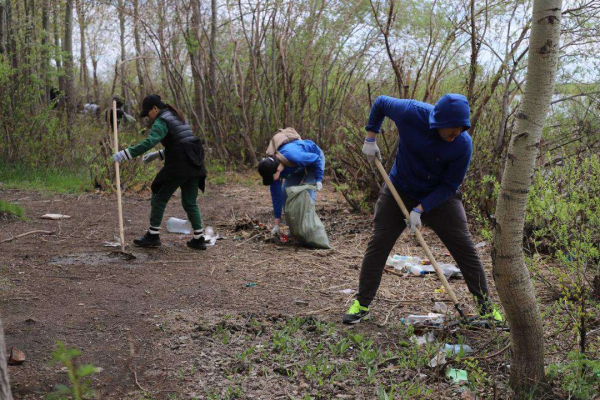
top-left (150, 176), bottom-right (203, 231)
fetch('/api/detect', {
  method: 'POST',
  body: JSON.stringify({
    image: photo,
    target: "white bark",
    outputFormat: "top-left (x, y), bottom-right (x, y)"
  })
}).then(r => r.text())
top-left (492, 0), bottom-right (562, 395)
top-left (0, 317), bottom-right (13, 399)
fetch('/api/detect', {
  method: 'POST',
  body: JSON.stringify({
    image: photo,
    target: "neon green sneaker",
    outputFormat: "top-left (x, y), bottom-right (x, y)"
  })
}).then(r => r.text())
top-left (480, 304), bottom-right (504, 323)
top-left (342, 300), bottom-right (369, 325)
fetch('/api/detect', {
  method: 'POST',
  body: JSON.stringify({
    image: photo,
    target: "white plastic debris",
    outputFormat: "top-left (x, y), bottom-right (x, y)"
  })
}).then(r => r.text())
top-left (439, 263), bottom-right (463, 278)
top-left (443, 344), bottom-right (474, 355)
top-left (475, 241), bottom-right (487, 248)
top-left (339, 289), bottom-right (355, 295)
top-left (41, 214), bottom-right (71, 220)
top-left (405, 313), bottom-right (444, 325)
top-left (203, 226), bottom-right (220, 246)
top-left (429, 349), bottom-right (447, 368)
top-left (411, 332), bottom-right (435, 346)
top-left (166, 217), bottom-right (191, 234)
top-left (434, 302), bottom-right (449, 314)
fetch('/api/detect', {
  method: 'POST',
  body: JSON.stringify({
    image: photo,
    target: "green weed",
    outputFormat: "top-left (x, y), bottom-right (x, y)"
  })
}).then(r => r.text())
top-left (0, 164), bottom-right (90, 194)
top-left (0, 200), bottom-right (25, 220)
top-left (47, 341), bottom-right (98, 400)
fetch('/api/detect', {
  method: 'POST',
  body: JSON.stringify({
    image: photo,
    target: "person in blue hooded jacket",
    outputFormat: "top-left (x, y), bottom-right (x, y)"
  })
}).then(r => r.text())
top-left (257, 136), bottom-right (325, 237)
top-left (343, 94), bottom-right (501, 324)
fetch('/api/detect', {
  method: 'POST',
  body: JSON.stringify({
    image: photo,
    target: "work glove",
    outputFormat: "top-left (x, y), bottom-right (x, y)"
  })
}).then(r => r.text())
top-left (406, 208), bottom-right (422, 233)
top-left (362, 138), bottom-right (381, 162)
top-left (316, 181), bottom-right (323, 191)
top-left (142, 150), bottom-right (164, 163)
top-left (271, 224), bottom-right (280, 237)
top-left (112, 149), bottom-right (132, 163)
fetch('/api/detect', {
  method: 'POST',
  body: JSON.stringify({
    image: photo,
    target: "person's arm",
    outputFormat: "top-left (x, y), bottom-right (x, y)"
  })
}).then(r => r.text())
top-left (419, 150), bottom-right (472, 212)
top-left (270, 179), bottom-right (283, 220)
top-left (125, 118), bottom-right (169, 158)
top-left (365, 96), bottom-right (411, 133)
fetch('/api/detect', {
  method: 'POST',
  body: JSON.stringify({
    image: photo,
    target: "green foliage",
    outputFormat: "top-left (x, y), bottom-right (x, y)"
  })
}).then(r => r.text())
top-left (0, 164), bottom-right (91, 194)
top-left (47, 341), bottom-right (98, 400)
top-left (547, 352), bottom-right (600, 400)
top-left (0, 200), bottom-right (25, 220)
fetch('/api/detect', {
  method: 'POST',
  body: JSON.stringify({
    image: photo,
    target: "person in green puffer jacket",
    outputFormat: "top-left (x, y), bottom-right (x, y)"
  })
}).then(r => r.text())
top-left (112, 94), bottom-right (208, 250)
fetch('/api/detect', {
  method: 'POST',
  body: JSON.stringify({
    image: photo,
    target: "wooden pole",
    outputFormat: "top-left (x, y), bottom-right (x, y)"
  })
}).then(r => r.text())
top-left (112, 100), bottom-right (126, 253)
top-left (374, 158), bottom-right (465, 317)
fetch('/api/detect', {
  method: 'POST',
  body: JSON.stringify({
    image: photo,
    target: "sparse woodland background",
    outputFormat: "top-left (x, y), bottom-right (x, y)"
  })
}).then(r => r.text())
top-left (0, 0), bottom-right (598, 397)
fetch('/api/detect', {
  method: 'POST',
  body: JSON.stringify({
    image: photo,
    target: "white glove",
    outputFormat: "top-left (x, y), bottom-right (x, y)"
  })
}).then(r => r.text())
top-left (362, 138), bottom-right (381, 161)
top-left (142, 150), bottom-right (164, 163)
top-left (112, 149), bottom-right (131, 163)
top-left (316, 181), bottom-right (323, 191)
top-left (271, 224), bottom-right (280, 237)
top-left (406, 209), bottom-right (423, 233)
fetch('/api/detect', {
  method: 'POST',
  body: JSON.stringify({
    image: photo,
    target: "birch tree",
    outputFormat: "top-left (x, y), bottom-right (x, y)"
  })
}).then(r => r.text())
top-left (492, 0), bottom-right (562, 395)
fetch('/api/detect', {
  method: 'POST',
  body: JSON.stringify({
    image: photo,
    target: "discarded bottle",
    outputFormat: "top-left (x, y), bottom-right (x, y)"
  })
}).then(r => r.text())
top-left (443, 344), bottom-right (473, 355)
top-left (404, 263), bottom-right (425, 275)
top-left (386, 255), bottom-right (422, 270)
top-left (439, 263), bottom-right (462, 278)
top-left (166, 217), bottom-right (191, 234)
top-left (405, 313), bottom-right (444, 325)
top-left (205, 226), bottom-right (215, 237)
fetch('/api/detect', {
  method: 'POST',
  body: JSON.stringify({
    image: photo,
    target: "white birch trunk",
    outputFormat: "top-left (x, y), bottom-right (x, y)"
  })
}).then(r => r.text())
top-left (492, 0), bottom-right (562, 394)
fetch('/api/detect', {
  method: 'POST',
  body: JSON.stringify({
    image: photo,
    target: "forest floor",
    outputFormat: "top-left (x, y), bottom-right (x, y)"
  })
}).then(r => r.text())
top-left (0, 176), bottom-right (522, 399)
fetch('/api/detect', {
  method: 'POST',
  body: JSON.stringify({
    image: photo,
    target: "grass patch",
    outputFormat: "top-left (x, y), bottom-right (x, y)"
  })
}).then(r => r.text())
top-left (0, 164), bottom-right (91, 194)
top-left (206, 161), bottom-right (258, 187)
top-left (0, 199), bottom-right (25, 220)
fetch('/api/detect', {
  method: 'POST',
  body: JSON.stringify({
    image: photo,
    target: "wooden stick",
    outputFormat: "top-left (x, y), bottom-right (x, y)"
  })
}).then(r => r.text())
top-left (0, 230), bottom-right (54, 244)
top-left (113, 100), bottom-right (126, 253)
top-left (374, 158), bottom-right (464, 316)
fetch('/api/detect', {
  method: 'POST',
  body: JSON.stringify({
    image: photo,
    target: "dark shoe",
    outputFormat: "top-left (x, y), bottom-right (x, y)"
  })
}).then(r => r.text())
top-left (342, 300), bottom-right (370, 325)
top-left (187, 236), bottom-right (207, 250)
top-left (133, 232), bottom-right (161, 248)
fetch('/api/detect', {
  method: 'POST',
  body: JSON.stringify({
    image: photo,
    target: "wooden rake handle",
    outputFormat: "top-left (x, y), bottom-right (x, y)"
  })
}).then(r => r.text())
top-left (113, 100), bottom-right (126, 253)
top-left (373, 158), bottom-right (465, 317)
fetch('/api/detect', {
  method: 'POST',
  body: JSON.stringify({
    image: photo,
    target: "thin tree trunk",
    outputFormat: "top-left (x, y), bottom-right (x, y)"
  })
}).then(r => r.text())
top-left (466, 0), bottom-right (477, 104)
top-left (53, 1), bottom-right (64, 95)
top-left (41, 0), bottom-right (50, 103)
top-left (75, 0), bottom-right (89, 101)
top-left (0, 316), bottom-right (14, 400)
top-left (492, 0), bottom-right (562, 396)
top-left (117, 0), bottom-right (128, 111)
top-left (92, 57), bottom-right (100, 103)
top-left (0, 2), bottom-right (5, 55)
top-left (63, 0), bottom-right (75, 137)
top-left (133, 0), bottom-right (145, 103)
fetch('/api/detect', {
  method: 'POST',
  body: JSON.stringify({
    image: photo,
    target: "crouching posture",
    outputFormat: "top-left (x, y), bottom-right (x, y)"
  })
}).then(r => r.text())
top-left (343, 94), bottom-right (501, 324)
top-left (112, 94), bottom-right (207, 250)
top-left (257, 128), bottom-right (325, 237)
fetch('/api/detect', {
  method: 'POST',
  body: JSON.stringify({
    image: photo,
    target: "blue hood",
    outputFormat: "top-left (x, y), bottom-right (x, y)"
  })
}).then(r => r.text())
top-left (429, 94), bottom-right (471, 130)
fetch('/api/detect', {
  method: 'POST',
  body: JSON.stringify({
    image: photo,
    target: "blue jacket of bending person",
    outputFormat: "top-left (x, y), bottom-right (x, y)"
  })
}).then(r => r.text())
top-left (365, 94), bottom-right (472, 212)
top-left (270, 140), bottom-right (324, 219)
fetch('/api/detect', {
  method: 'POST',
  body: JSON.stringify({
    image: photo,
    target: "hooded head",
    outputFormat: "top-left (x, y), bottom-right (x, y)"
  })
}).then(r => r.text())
top-left (258, 157), bottom-right (281, 185)
top-left (429, 94), bottom-right (471, 132)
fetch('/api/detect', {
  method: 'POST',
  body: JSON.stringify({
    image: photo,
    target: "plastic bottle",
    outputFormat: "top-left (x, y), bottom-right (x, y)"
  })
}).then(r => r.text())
top-left (443, 344), bottom-right (473, 355)
top-left (404, 263), bottom-right (425, 275)
top-left (405, 313), bottom-right (444, 325)
top-left (166, 217), bottom-right (191, 234)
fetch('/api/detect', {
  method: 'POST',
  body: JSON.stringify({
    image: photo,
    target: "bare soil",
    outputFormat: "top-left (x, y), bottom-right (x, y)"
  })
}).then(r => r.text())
top-left (0, 180), bottom-right (511, 399)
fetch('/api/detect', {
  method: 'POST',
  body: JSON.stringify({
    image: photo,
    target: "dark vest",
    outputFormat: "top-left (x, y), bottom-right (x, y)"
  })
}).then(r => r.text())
top-left (155, 109), bottom-right (206, 181)
top-left (158, 109), bottom-right (194, 148)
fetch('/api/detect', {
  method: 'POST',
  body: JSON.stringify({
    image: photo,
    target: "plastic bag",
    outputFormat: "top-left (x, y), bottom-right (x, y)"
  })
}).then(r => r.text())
top-left (284, 185), bottom-right (330, 249)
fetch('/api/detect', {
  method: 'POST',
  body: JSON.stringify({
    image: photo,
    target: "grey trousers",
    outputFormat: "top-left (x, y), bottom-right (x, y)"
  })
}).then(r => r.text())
top-left (356, 185), bottom-right (490, 312)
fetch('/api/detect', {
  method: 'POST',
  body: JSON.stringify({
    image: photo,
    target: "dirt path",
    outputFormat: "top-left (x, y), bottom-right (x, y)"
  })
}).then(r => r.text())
top-left (0, 180), bottom-right (503, 399)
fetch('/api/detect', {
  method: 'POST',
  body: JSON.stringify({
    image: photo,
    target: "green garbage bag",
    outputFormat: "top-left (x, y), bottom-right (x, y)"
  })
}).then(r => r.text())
top-left (284, 185), bottom-right (330, 249)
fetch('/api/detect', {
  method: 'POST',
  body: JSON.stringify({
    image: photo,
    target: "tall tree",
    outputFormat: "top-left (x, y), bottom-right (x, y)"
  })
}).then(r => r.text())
top-left (63, 0), bottom-right (75, 134)
top-left (492, 0), bottom-right (562, 395)
top-left (75, 0), bottom-right (90, 101)
top-left (133, 0), bottom-right (146, 104)
top-left (117, 0), bottom-right (129, 110)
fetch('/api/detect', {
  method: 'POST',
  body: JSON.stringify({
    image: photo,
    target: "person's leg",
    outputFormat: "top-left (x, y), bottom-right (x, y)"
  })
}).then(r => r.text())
top-left (149, 174), bottom-right (185, 233)
top-left (355, 186), bottom-right (419, 307)
top-left (180, 177), bottom-right (204, 237)
top-left (422, 195), bottom-right (491, 312)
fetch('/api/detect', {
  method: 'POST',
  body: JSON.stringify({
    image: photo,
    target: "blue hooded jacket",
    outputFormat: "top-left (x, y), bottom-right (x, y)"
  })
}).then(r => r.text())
top-left (270, 139), bottom-right (324, 218)
top-left (365, 94), bottom-right (472, 212)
